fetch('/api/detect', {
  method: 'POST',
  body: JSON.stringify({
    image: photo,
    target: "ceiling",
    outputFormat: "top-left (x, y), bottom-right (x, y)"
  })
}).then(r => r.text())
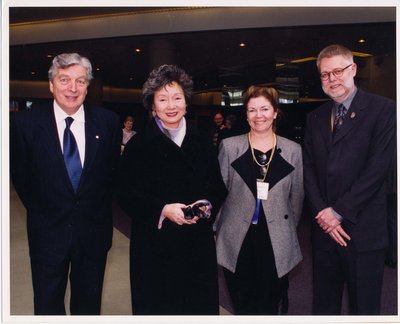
top-left (8, 7), bottom-right (397, 98)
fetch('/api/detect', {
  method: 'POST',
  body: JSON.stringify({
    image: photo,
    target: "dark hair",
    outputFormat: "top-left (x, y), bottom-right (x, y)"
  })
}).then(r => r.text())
top-left (142, 64), bottom-right (193, 111)
top-left (124, 115), bottom-right (134, 123)
top-left (242, 85), bottom-right (281, 130)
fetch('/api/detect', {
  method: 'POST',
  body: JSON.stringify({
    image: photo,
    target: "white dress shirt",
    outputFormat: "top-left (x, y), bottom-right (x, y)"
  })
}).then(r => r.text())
top-left (53, 101), bottom-right (86, 167)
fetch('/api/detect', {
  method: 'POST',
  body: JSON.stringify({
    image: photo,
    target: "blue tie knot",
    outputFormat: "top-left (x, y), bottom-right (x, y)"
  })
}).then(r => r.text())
top-left (65, 116), bottom-right (74, 128)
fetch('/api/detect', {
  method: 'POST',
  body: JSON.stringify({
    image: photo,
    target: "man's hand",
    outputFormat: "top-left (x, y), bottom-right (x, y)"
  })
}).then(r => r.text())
top-left (328, 224), bottom-right (351, 247)
top-left (315, 207), bottom-right (351, 246)
top-left (316, 207), bottom-right (340, 233)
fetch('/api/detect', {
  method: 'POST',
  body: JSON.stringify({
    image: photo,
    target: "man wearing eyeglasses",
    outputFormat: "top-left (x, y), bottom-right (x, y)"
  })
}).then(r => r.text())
top-left (303, 44), bottom-right (395, 315)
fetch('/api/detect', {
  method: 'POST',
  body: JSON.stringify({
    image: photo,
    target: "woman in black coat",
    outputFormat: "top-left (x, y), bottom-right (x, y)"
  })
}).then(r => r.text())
top-left (117, 65), bottom-right (227, 315)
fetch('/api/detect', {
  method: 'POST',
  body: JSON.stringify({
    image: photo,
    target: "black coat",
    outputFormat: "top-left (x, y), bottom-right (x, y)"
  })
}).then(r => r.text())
top-left (117, 119), bottom-right (227, 315)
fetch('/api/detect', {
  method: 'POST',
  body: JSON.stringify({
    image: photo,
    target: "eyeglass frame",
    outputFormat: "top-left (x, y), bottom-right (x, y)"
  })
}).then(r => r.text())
top-left (319, 63), bottom-right (353, 81)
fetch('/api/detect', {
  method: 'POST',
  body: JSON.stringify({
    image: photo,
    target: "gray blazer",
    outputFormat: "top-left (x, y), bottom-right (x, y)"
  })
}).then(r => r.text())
top-left (214, 134), bottom-right (304, 278)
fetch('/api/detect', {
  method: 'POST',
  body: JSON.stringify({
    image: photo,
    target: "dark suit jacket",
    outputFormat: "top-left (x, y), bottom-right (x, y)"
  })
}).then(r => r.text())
top-left (10, 103), bottom-right (121, 262)
top-left (303, 88), bottom-right (396, 252)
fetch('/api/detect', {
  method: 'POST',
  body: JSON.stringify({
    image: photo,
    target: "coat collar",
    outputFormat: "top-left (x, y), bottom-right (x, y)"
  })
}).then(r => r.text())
top-left (142, 118), bottom-right (205, 170)
top-left (36, 104), bottom-right (75, 192)
top-left (80, 105), bottom-right (102, 183)
top-left (36, 104), bottom-right (64, 158)
top-left (144, 118), bottom-right (201, 146)
top-left (231, 135), bottom-right (295, 198)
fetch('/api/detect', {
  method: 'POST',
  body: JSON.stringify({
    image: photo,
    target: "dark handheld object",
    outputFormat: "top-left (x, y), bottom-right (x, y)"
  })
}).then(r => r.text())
top-left (182, 202), bottom-right (209, 220)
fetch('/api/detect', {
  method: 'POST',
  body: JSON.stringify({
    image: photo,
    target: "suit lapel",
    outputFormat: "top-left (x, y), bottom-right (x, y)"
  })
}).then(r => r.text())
top-left (315, 102), bottom-right (334, 148)
top-left (37, 104), bottom-right (74, 190)
top-left (332, 91), bottom-right (366, 145)
top-left (231, 136), bottom-right (296, 198)
top-left (37, 105), bottom-right (64, 158)
top-left (269, 137), bottom-right (295, 189)
top-left (80, 106), bottom-right (101, 186)
top-left (232, 147), bottom-right (257, 198)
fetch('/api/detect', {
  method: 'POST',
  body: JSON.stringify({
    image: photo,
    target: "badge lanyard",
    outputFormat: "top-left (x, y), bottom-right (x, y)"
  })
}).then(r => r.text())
top-left (248, 132), bottom-right (276, 224)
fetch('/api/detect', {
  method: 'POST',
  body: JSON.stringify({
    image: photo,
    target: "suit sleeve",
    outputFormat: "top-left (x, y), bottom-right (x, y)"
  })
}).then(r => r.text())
top-left (116, 135), bottom-right (167, 227)
top-left (290, 145), bottom-right (304, 226)
top-left (332, 99), bottom-right (396, 223)
top-left (203, 139), bottom-right (228, 222)
top-left (217, 139), bottom-right (232, 190)
top-left (213, 139), bottom-right (231, 230)
top-left (10, 113), bottom-right (30, 208)
top-left (303, 113), bottom-right (329, 216)
top-left (109, 113), bottom-right (123, 181)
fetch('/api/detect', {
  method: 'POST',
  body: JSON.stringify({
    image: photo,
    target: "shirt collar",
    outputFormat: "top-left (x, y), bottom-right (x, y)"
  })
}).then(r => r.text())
top-left (335, 87), bottom-right (358, 111)
top-left (53, 100), bottom-right (85, 123)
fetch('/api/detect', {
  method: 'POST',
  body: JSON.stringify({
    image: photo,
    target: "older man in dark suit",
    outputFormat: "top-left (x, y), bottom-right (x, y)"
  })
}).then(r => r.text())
top-left (10, 53), bottom-right (121, 315)
top-left (303, 44), bottom-right (396, 315)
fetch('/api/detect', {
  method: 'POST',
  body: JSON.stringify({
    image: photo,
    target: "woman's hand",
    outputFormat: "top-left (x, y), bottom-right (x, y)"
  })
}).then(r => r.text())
top-left (162, 203), bottom-right (199, 225)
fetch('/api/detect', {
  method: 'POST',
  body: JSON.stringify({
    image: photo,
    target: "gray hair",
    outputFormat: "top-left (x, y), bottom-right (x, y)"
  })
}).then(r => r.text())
top-left (48, 53), bottom-right (93, 84)
top-left (316, 44), bottom-right (354, 70)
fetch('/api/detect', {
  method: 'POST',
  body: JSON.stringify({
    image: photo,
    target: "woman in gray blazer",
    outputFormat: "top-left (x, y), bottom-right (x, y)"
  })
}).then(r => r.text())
top-left (214, 86), bottom-right (304, 314)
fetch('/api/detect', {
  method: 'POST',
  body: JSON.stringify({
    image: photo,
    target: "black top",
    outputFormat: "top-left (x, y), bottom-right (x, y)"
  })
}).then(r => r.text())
top-left (253, 147), bottom-right (274, 182)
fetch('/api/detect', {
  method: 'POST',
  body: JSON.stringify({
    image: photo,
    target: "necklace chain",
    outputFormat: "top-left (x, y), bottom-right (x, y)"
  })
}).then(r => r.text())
top-left (248, 132), bottom-right (276, 167)
top-left (248, 132), bottom-right (276, 182)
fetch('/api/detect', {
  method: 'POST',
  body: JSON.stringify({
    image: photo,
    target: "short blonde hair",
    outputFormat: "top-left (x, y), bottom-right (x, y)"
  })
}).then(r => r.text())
top-left (316, 44), bottom-right (353, 70)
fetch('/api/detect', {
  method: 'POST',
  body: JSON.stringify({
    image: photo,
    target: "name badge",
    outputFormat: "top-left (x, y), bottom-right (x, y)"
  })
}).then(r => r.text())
top-left (257, 181), bottom-right (269, 200)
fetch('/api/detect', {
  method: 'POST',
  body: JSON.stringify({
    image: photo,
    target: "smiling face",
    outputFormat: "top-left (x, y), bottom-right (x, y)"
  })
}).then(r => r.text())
top-left (49, 64), bottom-right (88, 115)
top-left (319, 55), bottom-right (357, 103)
top-left (153, 81), bottom-right (186, 128)
top-left (246, 96), bottom-right (277, 135)
top-left (213, 113), bottom-right (224, 127)
top-left (124, 120), bottom-right (133, 130)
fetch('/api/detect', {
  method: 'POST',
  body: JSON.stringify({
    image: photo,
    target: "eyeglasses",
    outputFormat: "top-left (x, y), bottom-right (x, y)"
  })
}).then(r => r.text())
top-left (320, 63), bottom-right (353, 81)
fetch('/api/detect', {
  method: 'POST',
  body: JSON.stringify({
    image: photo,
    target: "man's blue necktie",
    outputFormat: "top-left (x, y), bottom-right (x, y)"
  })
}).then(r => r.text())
top-left (63, 117), bottom-right (82, 192)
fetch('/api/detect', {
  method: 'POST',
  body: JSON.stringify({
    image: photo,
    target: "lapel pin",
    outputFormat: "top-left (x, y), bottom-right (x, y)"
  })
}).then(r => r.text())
top-left (350, 112), bottom-right (356, 118)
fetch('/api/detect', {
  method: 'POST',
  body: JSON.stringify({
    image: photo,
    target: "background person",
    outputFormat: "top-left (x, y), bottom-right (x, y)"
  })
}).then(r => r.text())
top-left (117, 64), bottom-right (227, 315)
top-left (303, 44), bottom-right (396, 315)
top-left (10, 53), bottom-right (121, 315)
top-left (220, 113), bottom-right (240, 140)
top-left (214, 86), bottom-right (304, 315)
top-left (208, 111), bottom-right (227, 149)
top-left (121, 115), bottom-right (136, 154)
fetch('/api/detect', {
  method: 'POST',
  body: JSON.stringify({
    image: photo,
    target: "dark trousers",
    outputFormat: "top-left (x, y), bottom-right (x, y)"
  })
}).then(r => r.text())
top-left (312, 245), bottom-right (386, 315)
top-left (30, 239), bottom-right (107, 315)
top-left (223, 215), bottom-right (288, 315)
top-left (386, 193), bottom-right (397, 264)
